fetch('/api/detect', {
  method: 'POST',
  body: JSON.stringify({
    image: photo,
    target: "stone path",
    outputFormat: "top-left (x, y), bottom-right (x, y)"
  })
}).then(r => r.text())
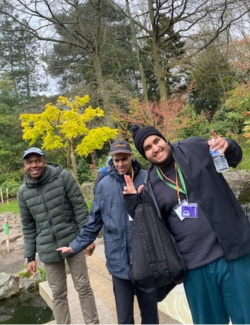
top-left (41, 238), bottom-right (180, 324)
top-left (0, 213), bottom-right (25, 274)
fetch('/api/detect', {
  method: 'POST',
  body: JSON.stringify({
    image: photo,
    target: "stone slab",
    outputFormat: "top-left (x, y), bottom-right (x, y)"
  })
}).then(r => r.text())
top-left (158, 284), bottom-right (192, 324)
top-left (40, 238), bottom-right (182, 324)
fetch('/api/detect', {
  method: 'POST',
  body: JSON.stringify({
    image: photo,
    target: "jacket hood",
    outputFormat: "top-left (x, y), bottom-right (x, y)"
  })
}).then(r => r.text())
top-left (24, 163), bottom-right (63, 188)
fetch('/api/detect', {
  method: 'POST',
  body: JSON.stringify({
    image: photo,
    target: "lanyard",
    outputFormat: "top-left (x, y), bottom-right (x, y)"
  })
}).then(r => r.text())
top-left (156, 162), bottom-right (187, 203)
top-left (126, 166), bottom-right (134, 181)
top-left (130, 166), bottom-right (134, 181)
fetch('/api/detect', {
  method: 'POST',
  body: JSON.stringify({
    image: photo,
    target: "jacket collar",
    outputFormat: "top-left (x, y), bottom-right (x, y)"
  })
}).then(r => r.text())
top-left (109, 159), bottom-right (142, 183)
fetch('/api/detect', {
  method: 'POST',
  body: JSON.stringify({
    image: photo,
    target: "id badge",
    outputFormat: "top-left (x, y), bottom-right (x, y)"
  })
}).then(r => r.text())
top-left (181, 203), bottom-right (198, 218)
top-left (173, 199), bottom-right (188, 221)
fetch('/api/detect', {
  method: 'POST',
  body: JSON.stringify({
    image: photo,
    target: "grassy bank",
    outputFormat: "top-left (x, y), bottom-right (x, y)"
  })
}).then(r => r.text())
top-left (0, 199), bottom-right (92, 215)
top-left (0, 200), bottom-right (19, 214)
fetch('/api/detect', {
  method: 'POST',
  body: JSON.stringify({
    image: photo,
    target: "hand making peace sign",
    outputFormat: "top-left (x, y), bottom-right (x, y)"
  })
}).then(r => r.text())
top-left (123, 174), bottom-right (144, 195)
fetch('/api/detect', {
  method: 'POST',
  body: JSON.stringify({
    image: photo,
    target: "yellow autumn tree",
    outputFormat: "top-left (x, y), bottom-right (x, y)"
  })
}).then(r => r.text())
top-left (20, 95), bottom-right (118, 181)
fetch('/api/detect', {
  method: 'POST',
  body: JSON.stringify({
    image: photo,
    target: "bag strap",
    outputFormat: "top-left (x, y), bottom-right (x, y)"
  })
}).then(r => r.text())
top-left (136, 205), bottom-right (160, 279)
top-left (144, 203), bottom-right (184, 284)
top-left (141, 180), bottom-right (164, 222)
top-left (143, 204), bottom-right (174, 281)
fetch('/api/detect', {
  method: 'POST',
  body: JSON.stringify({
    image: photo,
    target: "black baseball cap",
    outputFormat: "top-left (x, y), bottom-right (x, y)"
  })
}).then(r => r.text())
top-left (109, 140), bottom-right (132, 155)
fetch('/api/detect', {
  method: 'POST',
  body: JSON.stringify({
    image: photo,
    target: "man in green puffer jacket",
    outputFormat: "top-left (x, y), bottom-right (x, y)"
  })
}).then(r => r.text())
top-left (18, 147), bottom-right (99, 325)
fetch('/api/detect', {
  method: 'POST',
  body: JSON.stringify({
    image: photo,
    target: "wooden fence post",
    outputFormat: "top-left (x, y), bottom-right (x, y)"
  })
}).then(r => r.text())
top-left (0, 188), bottom-right (3, 203)
top-left (6, 188), bottom-right (9, 204)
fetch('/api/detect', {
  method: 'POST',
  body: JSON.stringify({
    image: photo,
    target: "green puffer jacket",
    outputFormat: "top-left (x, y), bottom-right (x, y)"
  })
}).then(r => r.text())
top-left (18, 163), bottom-right (89, 264)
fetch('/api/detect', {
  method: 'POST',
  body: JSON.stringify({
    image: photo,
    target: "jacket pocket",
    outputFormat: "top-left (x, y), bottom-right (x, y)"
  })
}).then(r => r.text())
top-left (104, 237), bottom-right (123, 272)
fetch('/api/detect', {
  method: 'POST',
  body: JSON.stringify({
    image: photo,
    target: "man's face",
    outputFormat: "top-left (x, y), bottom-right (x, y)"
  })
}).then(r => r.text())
top-left (112, 153), bottom-right (134, 175)
top-left (143, 135), bottom-right (171, 167)
top-left (23, 154), bottom-right (46, 181)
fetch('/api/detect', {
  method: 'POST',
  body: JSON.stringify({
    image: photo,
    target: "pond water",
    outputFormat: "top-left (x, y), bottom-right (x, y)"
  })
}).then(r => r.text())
top-left (0, 289), bottom-right (54, 324)
top-left (240, 192), bottom-right (250, 222)
top-left (242, 203), bottom-right (250, 222)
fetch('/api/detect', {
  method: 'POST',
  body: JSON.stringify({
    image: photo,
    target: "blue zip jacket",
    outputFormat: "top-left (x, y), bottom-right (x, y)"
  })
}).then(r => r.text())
top-left (70, 159), bottom-right (147, 279)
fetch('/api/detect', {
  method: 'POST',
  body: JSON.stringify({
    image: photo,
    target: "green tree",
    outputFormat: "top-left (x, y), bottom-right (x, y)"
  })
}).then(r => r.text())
top-left (116, 0), bottom-right (249, 100)
top-left (0, 75), bottom-right (25, 174)
top-left (0, 6), bottom-right (45, 102)
top-left (212, 82), bottom-right (250, 140)
top-left (189, 45), bottom-right (233, 119)
top-left (1, 0), bottom-right (136, 126)
top-left (43, 0), bottom-right (137, 112)
top-left (140, 15), bottom-right (185, 100)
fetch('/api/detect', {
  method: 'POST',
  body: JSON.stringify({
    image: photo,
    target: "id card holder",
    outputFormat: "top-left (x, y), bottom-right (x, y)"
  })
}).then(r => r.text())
top-left (173, 199), bottom-right (187, 221)
top-left (181, 203), bottom-right (198, 218)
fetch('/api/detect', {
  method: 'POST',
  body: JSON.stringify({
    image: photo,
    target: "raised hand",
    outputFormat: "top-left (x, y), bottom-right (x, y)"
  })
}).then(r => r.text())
top-left (123, 175), bottom-right (144, 195)
top-left (208, 129), bottom-right (229, 154)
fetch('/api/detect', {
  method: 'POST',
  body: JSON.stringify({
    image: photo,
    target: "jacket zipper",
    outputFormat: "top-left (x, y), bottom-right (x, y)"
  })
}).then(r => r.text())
top-left (40, 187), bottom-right (63, 260)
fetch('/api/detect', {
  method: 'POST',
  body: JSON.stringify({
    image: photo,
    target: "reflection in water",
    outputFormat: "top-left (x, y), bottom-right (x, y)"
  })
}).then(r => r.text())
top-left (241, 202), bottom-right (250, 223)
top-left (0, 290), bottom-right (54, 324)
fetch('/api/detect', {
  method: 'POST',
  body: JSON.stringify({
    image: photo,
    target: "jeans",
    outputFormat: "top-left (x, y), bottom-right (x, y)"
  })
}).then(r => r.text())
top-left (112, 275), bottom-right (159, 324)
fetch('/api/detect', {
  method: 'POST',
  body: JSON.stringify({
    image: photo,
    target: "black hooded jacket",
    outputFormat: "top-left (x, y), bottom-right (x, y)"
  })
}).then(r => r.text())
top-left (125, 136), bottom-right (250, 262)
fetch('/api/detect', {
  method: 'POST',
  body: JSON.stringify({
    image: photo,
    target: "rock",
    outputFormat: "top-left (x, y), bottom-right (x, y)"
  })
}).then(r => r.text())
top-left (223, 170), bottom-right (250, 200)
top-left (18, 272), bottom-right (41, 291)
top-left (0, 271), bottom-right (42, 300)
top-left (0, 273), bottom-right (19, 300)
top-left (81, 182), bottom-right (94, 202)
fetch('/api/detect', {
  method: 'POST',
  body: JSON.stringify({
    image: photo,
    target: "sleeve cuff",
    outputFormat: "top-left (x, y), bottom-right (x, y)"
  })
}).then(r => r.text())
top-left (27, 255), bottom-right (36, 262)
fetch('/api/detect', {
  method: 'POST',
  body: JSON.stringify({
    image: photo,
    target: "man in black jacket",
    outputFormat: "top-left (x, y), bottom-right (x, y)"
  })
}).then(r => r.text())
top-left (123, 124), bottom-right (250, 324)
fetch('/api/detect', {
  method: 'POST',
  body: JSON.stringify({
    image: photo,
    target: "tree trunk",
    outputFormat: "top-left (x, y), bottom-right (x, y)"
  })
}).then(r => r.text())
top-left (148, 0), bottom-right (168, 100)
top-left (152, 41), bottom-right (168, 100)
top-left (91, 1), bottom-right (114, 128)
top-left (68, 141), bottom-right (79, 184)
top-left (90, 150), bottom-right (98, 169)
top-left (126, 0), bottom-right (148, 102)
top-left (91, 53), bottom-right (113, 127)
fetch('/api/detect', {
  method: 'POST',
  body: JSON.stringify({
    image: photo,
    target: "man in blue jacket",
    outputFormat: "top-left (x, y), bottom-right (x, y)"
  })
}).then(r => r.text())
top-left (57, 140), bottom-right (159, 324)
top-left (123, 124), bottom-right (250, 324)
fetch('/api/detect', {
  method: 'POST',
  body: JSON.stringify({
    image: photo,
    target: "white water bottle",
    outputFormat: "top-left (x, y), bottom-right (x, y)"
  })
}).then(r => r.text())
top-left (210, 143), bottom-right (229, 173)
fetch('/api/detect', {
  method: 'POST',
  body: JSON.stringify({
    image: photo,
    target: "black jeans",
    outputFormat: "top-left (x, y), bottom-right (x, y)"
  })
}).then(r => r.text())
top-left (112, 275), bottom-right (159, 324)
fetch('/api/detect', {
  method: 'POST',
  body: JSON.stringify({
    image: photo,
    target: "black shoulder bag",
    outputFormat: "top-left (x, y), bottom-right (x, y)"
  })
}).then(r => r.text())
top-left (129, 198), bottom-right (186, 301)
